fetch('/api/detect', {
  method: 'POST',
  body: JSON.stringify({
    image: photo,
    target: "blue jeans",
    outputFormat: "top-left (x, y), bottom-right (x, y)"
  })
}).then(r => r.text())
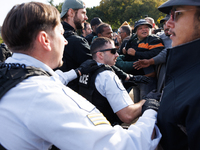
top-left (133, 77), bottom-right (157, 103)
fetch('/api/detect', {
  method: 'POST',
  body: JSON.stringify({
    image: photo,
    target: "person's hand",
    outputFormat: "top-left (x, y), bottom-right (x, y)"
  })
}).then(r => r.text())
top-left (122, 47), bottom-right (126, 54)
top-left (143, 89), bottom-right (161, 101)
top-left (77, 59), bottom-right (99, 75)
top-left (133, 59), bottom-right (151, 70)
top-left (129, 75), bottom-right (150, 84)
top-left (127, 48), bottom-right (136, 56)
top-left (141, 89), bottom-right (161, 114)
top-left (142, 98), bottom-right (160, 114)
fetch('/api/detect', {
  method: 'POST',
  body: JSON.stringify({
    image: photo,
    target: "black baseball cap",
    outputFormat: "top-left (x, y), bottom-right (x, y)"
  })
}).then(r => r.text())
top-left (158, 0), bottom-right (200, 14)
top-left (134, 19), bottom-right (152, 32)
top-left (160, 14), bottom-right (170, 24)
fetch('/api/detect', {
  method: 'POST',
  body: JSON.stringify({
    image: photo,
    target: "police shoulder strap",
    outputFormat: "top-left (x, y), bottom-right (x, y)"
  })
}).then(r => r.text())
top-left (0, 62), bottom-right (52, 100)
top-left (89, 64), bottom-right (113, 88)
top-left (0, 143), bottom-right (6, 150)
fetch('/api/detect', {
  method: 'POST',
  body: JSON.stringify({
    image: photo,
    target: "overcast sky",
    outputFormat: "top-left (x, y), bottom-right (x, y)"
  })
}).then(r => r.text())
top-left (0, 0), bottom-right (101, 26)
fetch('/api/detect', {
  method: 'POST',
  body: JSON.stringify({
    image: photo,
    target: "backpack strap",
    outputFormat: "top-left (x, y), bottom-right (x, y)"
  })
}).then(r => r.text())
top-left (0, 63), bottom-right (52, 99)
top-left (89, 64), bottom-right (113, 89)
top-left (0, 143), bottom-right (6, 150)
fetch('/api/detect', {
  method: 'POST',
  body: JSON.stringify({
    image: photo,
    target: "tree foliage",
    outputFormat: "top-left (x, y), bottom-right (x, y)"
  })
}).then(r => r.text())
top-left (50, 0), bottom-right (167, 30)
top-left (91, 0), bottom-right (167, 30)
top-left (48, 0), bottom-right (62, 13)
top-left (0, 36), bottom-right (3, 44)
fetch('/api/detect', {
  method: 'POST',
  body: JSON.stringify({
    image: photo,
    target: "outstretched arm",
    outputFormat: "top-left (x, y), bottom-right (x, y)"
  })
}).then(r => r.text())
top-left (133, 58), bottom-right (155, 70)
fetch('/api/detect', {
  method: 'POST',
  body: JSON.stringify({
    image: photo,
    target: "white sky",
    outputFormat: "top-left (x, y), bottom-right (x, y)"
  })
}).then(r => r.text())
top-left (0, 0), bottom-right (101, 26)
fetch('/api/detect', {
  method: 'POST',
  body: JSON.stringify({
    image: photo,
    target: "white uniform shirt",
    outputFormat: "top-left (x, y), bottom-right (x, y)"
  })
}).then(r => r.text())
top-left (0, 53), bottom-right (161, 150)
top-left (95, 64), bottom-right (133, 113)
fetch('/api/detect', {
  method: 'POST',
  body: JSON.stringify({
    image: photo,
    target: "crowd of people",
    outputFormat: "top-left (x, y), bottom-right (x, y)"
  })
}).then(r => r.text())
top-left (0, 0), bottom-right (200, 149)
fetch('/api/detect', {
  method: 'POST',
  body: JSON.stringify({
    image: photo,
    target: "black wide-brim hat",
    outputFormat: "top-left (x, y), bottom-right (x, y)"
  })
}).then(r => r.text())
top-left (134, 19), bottom-right (152, 32)
top-left (158, 0), bottom-right (200, 14)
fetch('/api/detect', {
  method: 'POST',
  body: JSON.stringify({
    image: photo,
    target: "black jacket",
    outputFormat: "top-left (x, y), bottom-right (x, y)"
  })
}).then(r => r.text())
top-left (85, 32), bottom-right (97, 45)
top-left (59, 22), bottom-right (92, 92)
top-left (157, 38), bottom-right (200, 150)
top-left (125, 34), bottom-right (164, 75)
top-left (125, 34), bottom-right (164, 61)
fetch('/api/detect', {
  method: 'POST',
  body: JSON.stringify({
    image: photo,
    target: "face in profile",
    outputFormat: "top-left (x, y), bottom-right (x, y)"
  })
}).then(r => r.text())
top-left (167, 6), bottom-right (200, 47)
top-left (85, 24), bottom-right (92, 36)
top-left (163, 21), bottom-right (170, 36)
top-left (74, 8), bottom-right (88, 30)
top-left (49, 23), bottom-right (68, 69)
top-left (102, 42), bottom-right (119, 66)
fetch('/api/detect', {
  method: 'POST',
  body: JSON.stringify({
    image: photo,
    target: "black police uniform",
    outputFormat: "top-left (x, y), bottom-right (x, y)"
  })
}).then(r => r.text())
top-left (78, 64), bottom-right (122, 126)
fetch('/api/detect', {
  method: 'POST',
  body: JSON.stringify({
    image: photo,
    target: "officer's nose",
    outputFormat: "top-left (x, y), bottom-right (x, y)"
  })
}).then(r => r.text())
top-left (115, 52), bottom-right (119, 57)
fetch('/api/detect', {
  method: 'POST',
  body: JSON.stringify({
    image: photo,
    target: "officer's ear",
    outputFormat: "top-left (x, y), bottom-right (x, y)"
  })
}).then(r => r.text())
top-left (96, 51), bottom-right (104, 60)
top-left (37, 31), bottom-right (51, 52)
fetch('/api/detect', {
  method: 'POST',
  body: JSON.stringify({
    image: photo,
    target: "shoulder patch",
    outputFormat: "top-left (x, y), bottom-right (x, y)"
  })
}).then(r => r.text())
top-left (87, 113), bottom-right (111, 126)
top-left (114, 75), bottom-right (126, 91)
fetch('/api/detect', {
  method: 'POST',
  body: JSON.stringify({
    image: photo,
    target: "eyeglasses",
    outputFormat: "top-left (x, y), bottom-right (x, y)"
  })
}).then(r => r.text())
top-left (118, 31), bottom-right (124, 34)
top-left (170, 9), bottom-right (195, 21)
top-left (92, 48), bottom-right (118, 54)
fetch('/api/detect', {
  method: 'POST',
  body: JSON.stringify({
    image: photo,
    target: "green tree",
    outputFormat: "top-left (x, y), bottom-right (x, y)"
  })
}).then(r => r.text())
top-left (0, 36), bottom-right (3, 44)
top-left (48, 0), bottom-right (54, 5)
top-left (88, 0), bottom-right (167, 30)
top-left (48, 0), bottom-right (62, 13)
top-left (51, 0), bottom-right (167, 30)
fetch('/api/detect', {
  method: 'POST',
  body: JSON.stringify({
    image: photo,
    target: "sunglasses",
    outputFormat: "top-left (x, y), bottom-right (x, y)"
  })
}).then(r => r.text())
top-left (170, 9), bottom-right (195, 21)
top-left (92, 48), bottom-right (118, 54)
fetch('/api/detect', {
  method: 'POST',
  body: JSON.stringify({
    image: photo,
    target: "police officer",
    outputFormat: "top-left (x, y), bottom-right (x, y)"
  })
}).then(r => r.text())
top-left (0, 2), bottom-right (161, 149)
top-left (79, 37), bottom-right (155, 126)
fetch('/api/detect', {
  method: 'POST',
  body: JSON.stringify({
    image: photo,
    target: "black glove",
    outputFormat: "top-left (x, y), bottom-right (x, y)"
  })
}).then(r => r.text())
top-left (76, 59), bottom-right (99, 75)
top-left (143, 89), bottom-right (161, 101)
top-left (142, 98), bottom-right (160, 114)
top-left (129, 75), bottom-right (150, 84)
top-left (122, 80), bottom-right (137, 89)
